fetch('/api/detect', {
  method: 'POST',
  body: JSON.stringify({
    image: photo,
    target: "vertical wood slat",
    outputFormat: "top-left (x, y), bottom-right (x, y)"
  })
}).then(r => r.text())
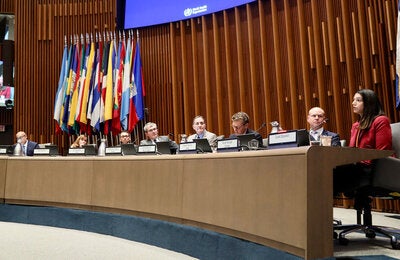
top-left (283, 0), bottom-right (299, 128)
top-left (297, 0), bottom-right (312, 110)
top-left (271, 0), bottom-right (285, 124)
top-left (351, 12), bottom-right (361, 59)
top-left (246, 4), bottom-right (260, 127)
top-left (223, 10), bottom-right (235, 121)
top-left (234, 7), bottom-right (245, 111)
top-left (212, 13), bottom-right (223, 133)
top-left (336, 17), bottom-right (345, 63)
top-left (321, 21), bottom-right (330, 66)
top-left (258, 0), bottom-right (273, 128)
top-left (368, 6), bottom-right (378, 55)
top-left (326, 0), bottom-right (344, 138)
top-left (201, 16), bottom-right (213, 128)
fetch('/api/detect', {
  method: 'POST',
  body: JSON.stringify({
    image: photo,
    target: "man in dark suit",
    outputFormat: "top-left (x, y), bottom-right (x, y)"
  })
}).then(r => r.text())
top-left (229, 111), bottom-right (264, 147)
top-left (140, 122), bottom-right (178, 153)
top-left (15, 131), bottom-right (39, 156)
top-left (307, 107), bottom-right (341, 146)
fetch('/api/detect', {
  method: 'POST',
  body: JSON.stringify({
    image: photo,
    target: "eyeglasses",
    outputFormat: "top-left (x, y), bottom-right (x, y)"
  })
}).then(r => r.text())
top-left (194, 122), bottom-right (205, 125)
top-left (232, 124), bottom-right (245, 130)
top-left (147, 128), bottom-right (157, 132)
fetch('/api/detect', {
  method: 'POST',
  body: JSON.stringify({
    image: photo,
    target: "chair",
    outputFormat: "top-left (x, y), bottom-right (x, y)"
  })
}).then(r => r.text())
top-left (335, 122), bottom-right (400, 249)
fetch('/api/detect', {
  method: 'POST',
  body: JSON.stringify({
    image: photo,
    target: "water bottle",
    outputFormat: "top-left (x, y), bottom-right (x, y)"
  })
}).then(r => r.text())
top-left (13, 138), bottom-right (23, 156)
top-left (98, 139), bottom-right (106, 156)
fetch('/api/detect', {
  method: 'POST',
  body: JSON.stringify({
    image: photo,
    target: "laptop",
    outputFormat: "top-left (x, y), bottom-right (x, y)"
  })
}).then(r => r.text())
top-left (0, 145), bottom-right (13, 155)
top-left (237, 133), bottom-right (256, 149)
top-left (82, 144), bottom-right (97, 156)
top-left (45, 145), bottom-right (59, 156)
top-left (193, 138), bottom-right (212, 153)
top-left (156, 141), bottom-right (172, 155)
top-left (121, 143), bottom-right (137, 155)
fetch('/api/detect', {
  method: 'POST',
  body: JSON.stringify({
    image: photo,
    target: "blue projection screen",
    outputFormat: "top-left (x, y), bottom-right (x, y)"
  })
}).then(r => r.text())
top-left (123, 0), bottom-right (256, 29)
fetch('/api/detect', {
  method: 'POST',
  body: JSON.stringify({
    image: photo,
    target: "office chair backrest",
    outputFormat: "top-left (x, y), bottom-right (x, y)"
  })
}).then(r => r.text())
top-left (391, 122), bottom-right (400, 158)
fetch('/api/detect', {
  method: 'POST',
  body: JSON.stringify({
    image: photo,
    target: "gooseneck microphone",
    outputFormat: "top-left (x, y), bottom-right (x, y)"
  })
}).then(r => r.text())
top-left (255, 122), bottom-right (267, 132)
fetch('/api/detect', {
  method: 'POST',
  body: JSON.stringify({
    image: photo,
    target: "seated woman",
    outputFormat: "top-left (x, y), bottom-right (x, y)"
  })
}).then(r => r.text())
top-left (70, 135), bottom-right (88, 148)
top-left (334, 89), bottom-right (392, 211)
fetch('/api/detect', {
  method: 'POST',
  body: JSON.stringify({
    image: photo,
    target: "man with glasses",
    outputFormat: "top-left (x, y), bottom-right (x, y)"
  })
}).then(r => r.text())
top-left (119, 131), bottom-right (132, 144)
top-left (140, 122), bottom-right (178, 153)
top-left (229, 111), bottom-right (263, 147)
top-left (14, 131), bottom-right (39, 156)
top-left (187, 115), bottom-right (217, 147)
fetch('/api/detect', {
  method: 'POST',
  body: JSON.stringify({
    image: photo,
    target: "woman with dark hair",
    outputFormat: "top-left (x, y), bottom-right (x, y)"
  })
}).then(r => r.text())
top-left (334, 89), bottom-right (392, 212)
top-left (349, 88), bottom-right (392, 154)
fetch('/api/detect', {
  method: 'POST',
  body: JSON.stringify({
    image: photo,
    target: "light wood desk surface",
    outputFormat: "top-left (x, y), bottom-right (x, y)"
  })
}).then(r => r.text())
top-left (0, 146), bottom-right (393, 259)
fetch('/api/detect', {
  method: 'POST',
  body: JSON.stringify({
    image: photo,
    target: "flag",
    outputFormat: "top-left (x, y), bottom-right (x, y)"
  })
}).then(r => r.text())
top-left (54, 44), bottom-right (69, 134)
top-left (61, 43), bottom-right (79, 133)
top-left (120, 37), bottom-right (132, 130)
top-left (396, 1), bottom-right (400, 110)
top-left (77, 41), bottom-right (96, 129)
top-left (133, 39), bottom-right (145, 120)
top-left (89, 40), bottom-right (103, 132)
top-left (104, 39), bottom-right (115, 122)
top-left (68, 41), bottom-right (83, 129)
top-left (112, 40), bottom-right (126, 134)
top-left (100, 40), bottom-right (110, 125)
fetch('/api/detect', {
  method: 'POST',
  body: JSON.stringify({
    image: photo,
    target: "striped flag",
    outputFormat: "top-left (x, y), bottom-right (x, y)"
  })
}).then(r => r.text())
top-left (89, 40), bottom-right (103, 132)
top-left (133, 39), bottom-right (145, 120)
top-left (112, 40), bottom-right (126, 134)
top-left (120, 36), bottom-right (132, 130)
top-left (53, 44), bottom-right (69, 134)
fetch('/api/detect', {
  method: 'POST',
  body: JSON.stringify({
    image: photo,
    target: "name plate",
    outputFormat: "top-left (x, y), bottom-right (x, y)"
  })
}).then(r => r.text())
top-left (138, 145), bottom-right (156, 153)
top-left (179, 142), bottom-right (196, 151)
top-left (216, 138), bottom-right (239, 153)
top-left (0, 148), bottom-right (7, 154)
top-left (179, 142), bottom-right (197, 154)
top-left (68, 148), bottom-right (85, 155)
top-left (106, 147), bottom-right (122, 155)
top-left (33, 148), bottom-right (50, 155)
top-left (268, 131), bottom-right (297, 145)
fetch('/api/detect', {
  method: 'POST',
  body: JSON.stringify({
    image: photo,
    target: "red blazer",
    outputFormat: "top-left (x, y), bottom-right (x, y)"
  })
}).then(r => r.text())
top-left (349, 115), bottom-right (392, 164)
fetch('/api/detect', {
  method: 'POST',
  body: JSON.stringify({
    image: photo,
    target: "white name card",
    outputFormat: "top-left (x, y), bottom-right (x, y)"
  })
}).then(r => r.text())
top-left (0, 148), bottom-right (7, 154)
top-left (33, 148), bottom-right (50, 155)
top-left (217, 139), bottom-right (239, 149)
top-left (268, 131), bottom-right (297, 145)
top-left (68, 148), bottom-right (85, 155)
top-left (138, 145), bottom-right (156, 153)
top-left (179, 142), bottom-right (197, 151)
top-left (106, 147), bottom-right (122, 155)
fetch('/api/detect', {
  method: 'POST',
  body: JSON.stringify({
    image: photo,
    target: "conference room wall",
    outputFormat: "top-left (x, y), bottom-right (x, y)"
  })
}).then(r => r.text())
top-left (0, 0), bottom-right (398, 150)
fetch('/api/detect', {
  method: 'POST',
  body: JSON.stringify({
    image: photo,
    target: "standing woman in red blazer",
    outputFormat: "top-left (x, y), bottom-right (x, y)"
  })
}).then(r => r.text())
top-left (334, 89), bottom-right (392, 210)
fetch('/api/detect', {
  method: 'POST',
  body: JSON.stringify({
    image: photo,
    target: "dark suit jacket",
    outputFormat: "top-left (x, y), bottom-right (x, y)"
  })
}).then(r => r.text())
top-left (309, 129), bottom-right (341, 146)
top-left (13, 140), bottom-right (39, 156)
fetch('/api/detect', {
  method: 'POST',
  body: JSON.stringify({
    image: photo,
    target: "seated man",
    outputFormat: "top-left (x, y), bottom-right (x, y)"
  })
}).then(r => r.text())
top-left (187, 115), bottom-right (217, 147)
top-left (119, 131), bottom-right (132, 144)
top-left (229, 111), bottom-right (263, 147)
top-left (140, 122), bottom-right (178, 153)
top-left (307, 107), bottom-right (341, 146)
top-left (14, 131), bottom-right (39, 156)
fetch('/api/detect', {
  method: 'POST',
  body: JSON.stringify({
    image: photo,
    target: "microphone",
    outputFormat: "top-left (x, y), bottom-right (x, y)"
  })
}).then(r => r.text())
top-left (168, 133), bottom-right (174, 137)
top-left (323, 118), bottom-right (329, 123)
top-left (255, 122), bottom-right (267, 132)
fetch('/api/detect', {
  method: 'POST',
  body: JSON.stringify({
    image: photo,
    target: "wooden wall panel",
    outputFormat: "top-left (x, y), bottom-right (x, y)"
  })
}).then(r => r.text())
top-left (0, 0), bottom-right (397, 149)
